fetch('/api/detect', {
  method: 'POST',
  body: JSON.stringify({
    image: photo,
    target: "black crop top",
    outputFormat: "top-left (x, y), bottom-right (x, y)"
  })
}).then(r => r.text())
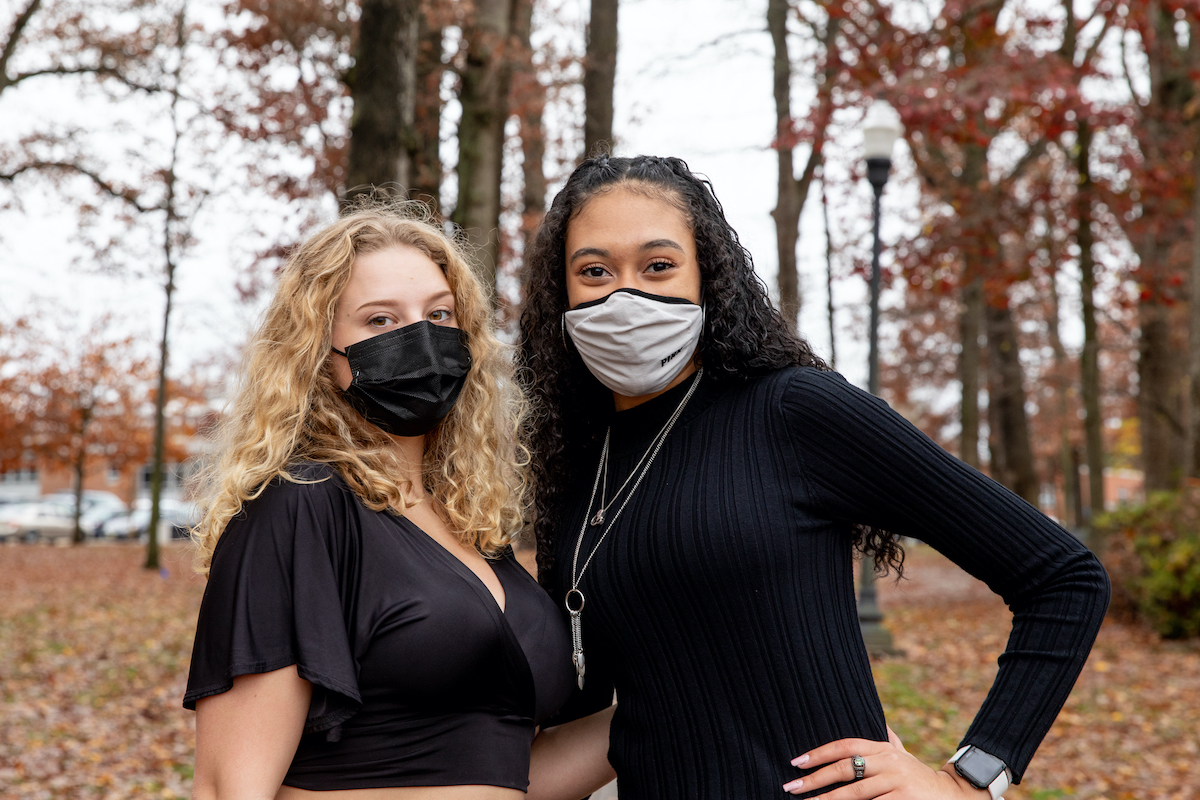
top-left (183, 463), bottom-right (574, 791)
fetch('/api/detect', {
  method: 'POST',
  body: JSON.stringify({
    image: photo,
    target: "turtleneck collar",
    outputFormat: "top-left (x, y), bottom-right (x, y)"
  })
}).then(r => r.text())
top-left (607, 369), bottom-right (722, 458)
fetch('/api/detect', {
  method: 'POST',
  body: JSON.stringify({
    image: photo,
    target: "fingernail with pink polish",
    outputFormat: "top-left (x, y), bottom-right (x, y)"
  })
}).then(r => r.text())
top-left (790, 754), bottom-right (809, 767)
top-left (781, 779), bottom-right (803, 793)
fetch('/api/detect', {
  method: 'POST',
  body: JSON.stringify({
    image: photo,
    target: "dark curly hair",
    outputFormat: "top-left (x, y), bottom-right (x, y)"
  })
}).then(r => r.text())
top-left (516, 154), bottom-right (902, 583)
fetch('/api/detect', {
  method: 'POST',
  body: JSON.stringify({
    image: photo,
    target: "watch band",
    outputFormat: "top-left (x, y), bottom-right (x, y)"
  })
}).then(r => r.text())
top-left (949, 745), bottom-right (1011, 800)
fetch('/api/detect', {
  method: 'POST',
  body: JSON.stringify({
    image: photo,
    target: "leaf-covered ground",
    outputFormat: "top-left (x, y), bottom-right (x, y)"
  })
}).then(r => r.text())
top-left (874, 547), bottom-right (1200, 800)
top-left (1, 543), bottom-right (1196, 799)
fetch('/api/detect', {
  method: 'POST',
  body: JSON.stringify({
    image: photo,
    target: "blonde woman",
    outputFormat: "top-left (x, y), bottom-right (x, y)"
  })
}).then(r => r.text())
top-left (184, 207), bottom-right (614, 800)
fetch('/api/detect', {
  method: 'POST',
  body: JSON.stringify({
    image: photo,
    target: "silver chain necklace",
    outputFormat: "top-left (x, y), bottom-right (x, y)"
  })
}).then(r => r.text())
top-left (566, 368), bottom-right (704, 689)
top-left (588, 416), bottom-right (661, 526)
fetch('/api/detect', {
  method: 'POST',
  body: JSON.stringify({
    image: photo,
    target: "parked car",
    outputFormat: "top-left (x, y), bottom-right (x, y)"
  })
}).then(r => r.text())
top-left (81, 503), bottom-right (131, 537)
top-left (99, 499), bottom-right (199, 540)
top-left (0, 500), bottom-right (76, 542)
top-left (38, 491), bottom-right (129, 537)
top-left (45, 489), bottom-right (126, 513)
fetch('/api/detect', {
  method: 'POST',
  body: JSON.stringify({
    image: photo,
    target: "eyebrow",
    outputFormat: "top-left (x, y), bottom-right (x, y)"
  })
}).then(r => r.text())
top-left (641, 238), bottom-right (685, 253)
top-left (568, 246), bottom-right (611, 264)
top-left (354, 290), bottom-right (454, 313)
top-left (568, 239), bottom-right (686, 264)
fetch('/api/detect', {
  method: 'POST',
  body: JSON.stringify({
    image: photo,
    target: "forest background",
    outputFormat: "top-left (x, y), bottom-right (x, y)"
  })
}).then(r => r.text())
top-left (1, 0), bottom-right (1200, 797)
top-left (5, 0), bottom-right (1200, 533)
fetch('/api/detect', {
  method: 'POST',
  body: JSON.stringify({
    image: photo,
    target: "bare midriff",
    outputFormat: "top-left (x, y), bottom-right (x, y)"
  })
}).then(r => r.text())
top-left (277, 785), bottom-right (524, 800)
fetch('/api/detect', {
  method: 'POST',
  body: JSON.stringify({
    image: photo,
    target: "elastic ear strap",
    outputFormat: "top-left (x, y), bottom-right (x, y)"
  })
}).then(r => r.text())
top-left (561, 314), bottom-right (568, 351)
top-left (331, 346), bottom-right (348, 357)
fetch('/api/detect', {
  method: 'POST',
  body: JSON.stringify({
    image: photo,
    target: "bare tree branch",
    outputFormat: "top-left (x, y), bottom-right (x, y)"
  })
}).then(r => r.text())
top-left (1080, 12), bottom-right (1115, 70)
top-left (1119, 20), bottom-right (1144, 108)
top-left (9, 64), bottom-right (163, 94)
top-left (0, 0), bottom-right (44, 92)
top-left (635, 27), bottom-right (765, 79)
top-left (0, 160), bottom-right (157, 213)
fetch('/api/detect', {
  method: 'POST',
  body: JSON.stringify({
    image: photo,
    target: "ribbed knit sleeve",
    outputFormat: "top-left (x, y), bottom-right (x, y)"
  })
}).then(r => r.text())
top-left (780, 368), bottom-right (1110, 782)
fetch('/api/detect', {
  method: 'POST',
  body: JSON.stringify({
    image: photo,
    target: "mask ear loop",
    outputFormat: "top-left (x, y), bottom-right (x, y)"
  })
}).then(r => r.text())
top-left (561, 313), bottom-right (569, 351)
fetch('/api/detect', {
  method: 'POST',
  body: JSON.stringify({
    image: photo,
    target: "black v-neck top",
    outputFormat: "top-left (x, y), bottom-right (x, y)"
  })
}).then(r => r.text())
top-left (184, 463), bottom-right (573, 791)
top-left (547, 367), bottom-right (1109, 799)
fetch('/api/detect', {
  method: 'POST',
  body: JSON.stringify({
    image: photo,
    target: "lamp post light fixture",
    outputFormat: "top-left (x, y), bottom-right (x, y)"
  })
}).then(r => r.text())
top-left (858, 99), bottom-right (903, 657)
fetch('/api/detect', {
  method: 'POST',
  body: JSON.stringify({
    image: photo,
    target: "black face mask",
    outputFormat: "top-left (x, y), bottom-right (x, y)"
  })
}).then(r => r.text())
top-left (332, 320), bottom-right (472, 437)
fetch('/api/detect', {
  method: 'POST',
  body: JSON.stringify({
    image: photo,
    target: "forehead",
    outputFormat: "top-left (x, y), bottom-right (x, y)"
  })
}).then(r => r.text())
top-left (342, 245), bottom-right (451, 300)
top-left (567, 186), bottom-right (694, 249)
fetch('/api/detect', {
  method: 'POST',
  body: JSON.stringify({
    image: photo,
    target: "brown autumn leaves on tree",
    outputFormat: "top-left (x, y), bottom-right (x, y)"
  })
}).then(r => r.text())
top-left (768, 1), bottom-right (1200, 521)
top-left (0, 317), bottom-right (204, 543)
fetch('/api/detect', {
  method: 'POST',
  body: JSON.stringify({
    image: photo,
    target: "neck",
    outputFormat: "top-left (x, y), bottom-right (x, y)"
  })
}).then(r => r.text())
top-left (612, 360), bottom-right (699, 411)
top-left (387, 433), bottom-right (428, 499)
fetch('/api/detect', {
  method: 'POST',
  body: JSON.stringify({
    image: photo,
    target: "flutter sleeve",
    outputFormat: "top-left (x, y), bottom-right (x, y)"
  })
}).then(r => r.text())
top-left (780, 367), bottom-right (1110, 783)
top-left (183, 466), bottom-right (363, 735)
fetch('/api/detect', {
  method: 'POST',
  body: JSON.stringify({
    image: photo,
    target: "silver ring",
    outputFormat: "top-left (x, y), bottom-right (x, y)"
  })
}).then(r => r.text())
top-left (851, 755), bottom-right (866, 780)
top-left (565, 588), bottom-right (585, 613)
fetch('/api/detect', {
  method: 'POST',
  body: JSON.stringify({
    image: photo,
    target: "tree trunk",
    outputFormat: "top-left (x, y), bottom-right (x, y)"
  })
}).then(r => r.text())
top-left (146, 268), bottom-right (173, 568)
top-left (1071, 445), bottom-right (1085, 524)
top-left (1189, 150), bottom-right (1200, 477)
top-left (146, 6), bottom-right (186, 570)
top-left (583, 0), bottom-right (618, 157)
top-left (985, 297), bottom-right (1038, 503)
top-left (959, 274), bottom-right (983, 469)
top-left (452, 0), bottom-right (513, 288)
top-left (1047, 262), bottom-right (1077, 527)
top-left (1139, 273), bottom-right (1187, 491)
top-left (72, 407), bottom-right (90, 545)
top-left (412, 1), bottom-right (444, 210)
top-left (822, 179), bottom-right (836, 369)
top-left (767, 0), bottom-right (800, 332)
top-left (1130, 3), bottom-right (1195, 491)
top-left (766, 0), bottom-right (831, 334)
top-left (512, 0), bottom-right (545, 260)
top-left (343, 0), bottom-right (420, 204)
top-left (1075, 120), bottom-right (1105, 518)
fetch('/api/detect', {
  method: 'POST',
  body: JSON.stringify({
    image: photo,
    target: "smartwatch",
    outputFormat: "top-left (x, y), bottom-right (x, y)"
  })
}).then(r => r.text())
top-left (948, 745), bottom-right (1011, 800)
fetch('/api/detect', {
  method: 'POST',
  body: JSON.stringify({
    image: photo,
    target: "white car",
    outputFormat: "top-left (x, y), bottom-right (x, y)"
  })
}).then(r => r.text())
top-left (101, 499), bottom-right (199, 540)
top-left (0, 501), bottom-right (76, 542)
top-left (39, 492), bottom-right (130, 538)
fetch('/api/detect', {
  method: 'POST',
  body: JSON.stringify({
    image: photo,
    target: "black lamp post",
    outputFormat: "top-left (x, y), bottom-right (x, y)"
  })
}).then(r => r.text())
top-left (858, 99), bottom-right (903, 656)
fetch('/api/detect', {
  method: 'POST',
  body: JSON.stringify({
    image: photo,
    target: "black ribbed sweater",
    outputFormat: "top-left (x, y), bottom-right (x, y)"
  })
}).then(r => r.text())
top-left (546, 367), bottom-right (1110, 800)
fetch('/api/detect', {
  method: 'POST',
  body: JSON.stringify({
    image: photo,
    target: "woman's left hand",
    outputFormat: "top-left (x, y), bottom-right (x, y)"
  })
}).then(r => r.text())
top-left (782, 727), bottom-right (991, 799)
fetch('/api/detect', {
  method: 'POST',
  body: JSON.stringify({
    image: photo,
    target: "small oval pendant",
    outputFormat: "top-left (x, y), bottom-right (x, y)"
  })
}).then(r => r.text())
top-left (589, 509), bottom-right (605, 526)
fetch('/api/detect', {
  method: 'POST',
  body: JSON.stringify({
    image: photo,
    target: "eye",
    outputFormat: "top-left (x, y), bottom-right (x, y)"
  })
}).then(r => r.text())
top-left (429, 308), bottom-right (453, 323)
top-left (368, 314), bottom-right (394, 327)
top-left (646, 260), bottom-right (676, 273)
top-left (579, 265), bottom-right (609, 279)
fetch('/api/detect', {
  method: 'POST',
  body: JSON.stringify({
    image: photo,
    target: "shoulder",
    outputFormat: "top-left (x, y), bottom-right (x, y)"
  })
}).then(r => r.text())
top-left (242, 462), bottom-right (355, 516)
top-left (771, 366), bottom-right (883, 419)
top-left (719, 366), bottom-right (860, 418)
top-left (777, 365), bottom-right (855, 398)
top-left (212, 462), bottom-right (361, 565)
top-left (765, 367), bottom-right (916, 459)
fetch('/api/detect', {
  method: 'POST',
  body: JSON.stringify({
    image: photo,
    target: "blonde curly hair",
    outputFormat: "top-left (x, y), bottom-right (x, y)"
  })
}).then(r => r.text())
top-left (191, 204), bottom-right (528, 574)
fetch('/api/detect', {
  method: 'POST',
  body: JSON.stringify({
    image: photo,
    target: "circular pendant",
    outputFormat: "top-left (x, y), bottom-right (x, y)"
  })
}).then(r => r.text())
top-left (565, 588), bottom-right (586, 614)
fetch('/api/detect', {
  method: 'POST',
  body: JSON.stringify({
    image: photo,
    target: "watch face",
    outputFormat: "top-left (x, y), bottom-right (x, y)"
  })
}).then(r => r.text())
top-left (955, 748), bottom-right (1007, 789)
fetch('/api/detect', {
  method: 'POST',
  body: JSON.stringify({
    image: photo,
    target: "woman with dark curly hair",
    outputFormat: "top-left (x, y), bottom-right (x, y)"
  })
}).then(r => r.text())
top-left (515, 155), bottom-right (1110, 800)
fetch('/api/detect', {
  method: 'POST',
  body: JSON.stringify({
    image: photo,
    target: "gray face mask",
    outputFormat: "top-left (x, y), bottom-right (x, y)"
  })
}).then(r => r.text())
top-left (563, 288), bottom-right (704, 398)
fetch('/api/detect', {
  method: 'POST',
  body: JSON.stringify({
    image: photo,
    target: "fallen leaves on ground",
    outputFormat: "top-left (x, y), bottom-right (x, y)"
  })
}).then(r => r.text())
top-left (0, 543), bottom-right (204, 800)
top-left (2, 543), bottom-right (1197, 799)
top-left (876, 546), bottom-right (1200, 800)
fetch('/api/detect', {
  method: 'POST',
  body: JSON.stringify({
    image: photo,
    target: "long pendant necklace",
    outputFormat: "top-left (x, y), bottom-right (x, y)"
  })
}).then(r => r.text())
top-left (588, 413), bottom-right (663, 527)
top-left (566, 368), bottom-right (703, 689)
